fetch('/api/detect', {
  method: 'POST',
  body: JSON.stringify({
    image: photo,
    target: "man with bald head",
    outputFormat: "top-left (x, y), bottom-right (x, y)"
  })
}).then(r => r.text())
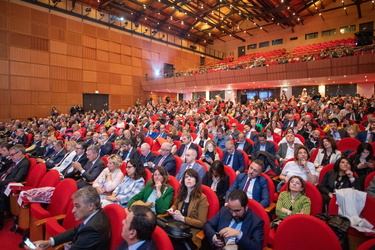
top-left (223, 141), bottom-right (246, 175)
top-left (147, 142), bottom-right (176, 175)
top-left (139, 143), bottom-right (156, 166)
top-left (175, 149), bottom-right (205, 181)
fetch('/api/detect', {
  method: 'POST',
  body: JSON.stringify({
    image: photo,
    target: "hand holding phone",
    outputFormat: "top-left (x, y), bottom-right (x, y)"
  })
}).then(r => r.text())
top-left (24, 238), bottom-right (36, 249)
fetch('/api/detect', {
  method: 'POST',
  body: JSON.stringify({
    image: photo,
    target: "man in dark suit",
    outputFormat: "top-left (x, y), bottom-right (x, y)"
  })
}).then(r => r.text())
top-left (223, 141), bottom-right (246, 174)
top-left (235, 132), bottom-right (253, 158)
top-left (61, 142), bottom-right (89, 179)
top-left (281, 114), bottom-right (297, 132)
top-left (36, 140), bottom-right (67, 169)
top-left (139, 143), bottom-right (156, 166)
top-left (116, 205), bottom-right (157, 250)
top-left (325, 118), bottom-right (348, 141)
top-left (346, 108), bottom-right (361, 123)
top-left (0, 144), bottom-right (13, 173)
top-left (121, 139), bottom-right (140, 163)
top-left (71, 131), bottom-right (84, 143)
top-left (148, 142), bottom-right (176, 175)
top-left (175, 134), bottom-right (199, 162)
top-left (26, 133), bottom-right (42, 156)
top-left (203, 189), bottom-right (264, 250)
top-left (175, 149), bottom-right (205, 181)
top-left (107, 127), bottom-right (118, 142)
top-left (98, 133), bottom-right (113, 157)
top-left (10, 129), bottom-right (27, 146)
top-left (25, 186), bottom-right (110, 249)
top-left (84, 132), bottom-right (94, 146)
top-left (244, 125), bottom-right (258, 144)
top-left (357, 121), bottom-right (375, 143)
top-left (155, 125), bottom-right (167, 139)
top-left (276, 133), bottom-right (302, 166)
top-left (0, 145), bottom-right (30, 230)
top-left (252, 132), bottom-right (276, 156)
top-left (72, 145), bottom-right (106, 189)
top-left (225, 160), bottom-right (270, 207)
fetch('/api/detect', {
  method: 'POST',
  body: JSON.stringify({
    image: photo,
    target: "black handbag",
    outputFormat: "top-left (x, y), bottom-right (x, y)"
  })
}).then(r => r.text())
top-left (157, 216), bottom-right (192, 239)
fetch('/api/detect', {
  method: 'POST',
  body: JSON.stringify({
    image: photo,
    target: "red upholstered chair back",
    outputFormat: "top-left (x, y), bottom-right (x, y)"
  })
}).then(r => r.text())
top-left (120, 162), bottom-right (127, 176)
top-left (102, 156), bottom-right (108, 166)
top-left (26, 133), bottom-right (33, 147)
top-left (274, 214), bottom-right (341, 250)
top-left (364, 171), bottom-right (375, 191)
top-left (47, 179), bottom-right (78, 216)
top-left (152, 226), bottom-right (173, 249)
top-left (245, 138), bottom-right (254, 146)
top-left (357, 238), bottom-right (375, 250)
top-left (237, 149), bottom-right (249, 170)
top-left (294, 134), bottom-right (306, 144)
top-left (310, 148), bottom-right (320, 163)
top-left (144, 168), bottom-right (152, 184)
top-left (247, 199), bottom-right (270, 248)
top-left (195, 160), bottom-right (208, 173)
top-left (25, 158), bottom-right (38, 183)
top-left (261, 173), bottom-right (275, 206)
top-left (337, 138), bottom-right (361, 151)
top-left (26, 163), bottom-right (46, 188)
top-left (190, 133), bottom-right (198, 141)
top-left (38, 169), bottom-right (60, 188)
top-left (174, 140), bottom-right (182, 150)
top-left (223, 165), bottom-right (236, 186)
top-left (216, 147), bottom-right (224, 161)
top-left (168, 175), bottom-right (180, 204)
top-left (103, 204), bottom-right (127, 250)
top-left (152, 138), bottom-right (166, 151)
top-left (268, 140), bottom-right (279, 152)
top-left (279, 181), bottom-right (322, 215)
top-left (318, 163), bottom-right (335, 185)
top-left (202, 185), bottom-right (220, 220)
top-left (173, 155), bottom-right (183, 176)
top-left (144, 137), bottom-right (154, 148)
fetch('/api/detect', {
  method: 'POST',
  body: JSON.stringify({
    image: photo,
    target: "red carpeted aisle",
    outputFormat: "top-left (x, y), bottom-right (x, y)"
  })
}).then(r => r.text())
top-left (0, 217), bottom-right (24, 249)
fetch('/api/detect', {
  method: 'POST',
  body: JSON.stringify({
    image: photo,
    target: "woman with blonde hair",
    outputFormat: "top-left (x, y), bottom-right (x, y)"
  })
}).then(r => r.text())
top-left (200, 140), bottom-right (220, 169)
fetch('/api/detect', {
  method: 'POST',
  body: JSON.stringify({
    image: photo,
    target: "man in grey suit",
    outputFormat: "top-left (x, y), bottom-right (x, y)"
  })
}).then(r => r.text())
top-left (175, 149), bottom-right (205, 181)
top-left (72, 145), bottom-right (105, 189)
top-left (276, 133), bottom-right (302, 166)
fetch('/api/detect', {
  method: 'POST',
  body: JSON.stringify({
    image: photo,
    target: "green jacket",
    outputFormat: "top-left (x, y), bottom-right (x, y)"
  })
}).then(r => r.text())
top-left (127, 181), bottom-right (174, 215)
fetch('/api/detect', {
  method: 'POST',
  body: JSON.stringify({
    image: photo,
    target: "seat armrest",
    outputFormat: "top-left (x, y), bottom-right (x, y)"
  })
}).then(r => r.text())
top-left (265, 203), bottom-right (276, 213)
top-left (196, 230), bottom-right (205, 240)
top-left (35, 214), bottom-right (66, 227)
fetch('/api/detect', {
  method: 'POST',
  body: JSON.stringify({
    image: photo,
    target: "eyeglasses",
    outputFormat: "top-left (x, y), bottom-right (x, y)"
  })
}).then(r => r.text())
top-left (75, 147), bottom-right (83, 150)
top-left (126, 165), bottom-right (134, 169)
top-left (290, 180), bottom-right (301, 185)
top-left (9, 151), bottom-right (20, 157)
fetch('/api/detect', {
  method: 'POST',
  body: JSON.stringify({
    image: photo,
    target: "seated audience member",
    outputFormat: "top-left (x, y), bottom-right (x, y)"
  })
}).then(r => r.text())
top-left (225, 160), bottom-right (270, 208)
top-left (281, 114), bottom-right (297, 132)
top-left (349, 143), bottom-right (374, 189)
top-left (175, 149), bottom-right (205, 181)
top-left (145, 124), bottom-right (158, 140)
top-left (25, 133), bottom-right (42, 155)
top-left (272, 176), bottom-right (311, 227)
top-left (202, 161), bottom-right (229, 208)
top-left (244, 124), bottom-right (258, 144)
top-left (116, 205), bottom-right (157, 250)
top-left (71, 145), bottom-right (106, 189)
top-left (127, 166), bottom-right (174, 215)
top-left (319, 157), bottom-right (360, 210)
top-left (102, 159), bottom-right (145, 207)
top-left (166, 133), bottom-right (178, 154)
top-left (304, 129), bottom-right (321, 151)
top-left (367, 175), bottom-right (375, 199)
top-left (223, 141), bottom-right (246, 175)
top-left (107, 126), bottom-right (118, 142)
top-left (227, 123), bottom-right (240, 141)
top-left (213, 128), bottom-right (230, 151)
top-left (93, 154), bottom-right (124, 198)
top-left (112, 139), bottom-right (125, 155)
top-left (36, 136), bottom-right (56, 159)
top-left (0, 145), bottom-right (30, 230)
top-left (52, 141), bottom-right (77, 173)
top-left (252, 132), bottom-right (276, 156)
top-left (155, 124), bottom-right (167, 139)
top-left (69, 131), bottom-right (83, 143)
top-left (325, 118), bottom-right (348, 141)
top-left (120, 139), bottom-right (140, 163)
top-left (194, 128), bottom-right (209, 149)
top-left (61, 142), bottom-right (89, 179)
top-left (134, 133), bottom-right (144, 149)
top-left (9, 128), bottom-right (27, 146)
top-left (276, 133), bottom-right (302, 166)
top-left (167, 169), bottom-right (209, 248)
top-left (139, 143), bottom-right (156, 166)
top-left (148, 142), bottom-right (176, 175)
top-left (36, 140), bottom-right (67, 169)
top-left (200, 140), bottom-right (220, 169)
top-left (356, 121), bottom-right (375, 143)
top-left (314, 136), bottom-right (342, 174)
top-left (235, 132), bottom-right (253, 158)
top-left (84, 131), bottom-right (94, 146)
top-left (25, 186), bottom-right (110, 250)
top-left (175, 133), bottom-right (199, 162)
top-left (277, 128), bottom-right (304, 145)
top-left (203, 189), bottom-right (264, 250)
top-left (341, 117), bottom-right (360, 138)
top-left (279, 146), bottom-right (316, 189)
top-left (98, 133), bottom-right (113, 157)
top-left (0, 144), bottom-right (13, 173)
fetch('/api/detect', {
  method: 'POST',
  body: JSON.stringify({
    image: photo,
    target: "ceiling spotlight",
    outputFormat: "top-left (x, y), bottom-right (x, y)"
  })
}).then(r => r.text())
top-left (85, 7), bottom-right (91, 13)
top-left (134, 23), bottom-right (139, 29)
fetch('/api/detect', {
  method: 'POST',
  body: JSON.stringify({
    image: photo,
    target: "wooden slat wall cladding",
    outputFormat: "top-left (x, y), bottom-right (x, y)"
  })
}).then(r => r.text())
top-left (0, 1), bottom-right (204, 121)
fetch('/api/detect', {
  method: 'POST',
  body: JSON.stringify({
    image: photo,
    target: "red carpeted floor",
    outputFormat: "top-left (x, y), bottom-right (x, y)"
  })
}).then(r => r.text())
top-left (0, 217), bottom-right (24, 249)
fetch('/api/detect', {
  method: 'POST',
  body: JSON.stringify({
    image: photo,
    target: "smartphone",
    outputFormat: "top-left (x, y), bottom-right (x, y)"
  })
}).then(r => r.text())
top-left (205, 154), bottom-right (210, 158)
top-left (24, 238), bottom-right (36, 249)
top-left (215, 232), bottom-right (224, 241)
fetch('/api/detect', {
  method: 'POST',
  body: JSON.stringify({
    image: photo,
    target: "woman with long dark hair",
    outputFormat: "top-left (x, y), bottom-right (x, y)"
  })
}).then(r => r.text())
top-left (349, 143), bottom-right (374, 189)
top-left (202, 160), bottom-right (229, 207)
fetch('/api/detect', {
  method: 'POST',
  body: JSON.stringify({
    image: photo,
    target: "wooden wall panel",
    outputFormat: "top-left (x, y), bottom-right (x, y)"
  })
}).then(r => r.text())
top-left (66, 19), bottom-right (82, 33)
top-left (96, 61), bottom-right (110, 72)
top-left (31, 36), bottom-right (49, 51)
top-left (11, 105), bottom-right (31, 119)
top-left (0, 1), bottom-right (8, 15)
top-left (97, 72), bottom-right (109, 83)
top-left (67, 44), bottom-right (83, 57)
top-left (10, 76), bottom-right (30, 90)
top-left (0, 16), bottom-right (8, 30)
top-left (49, 15), bottom-right (66, 29)
top-left (132, 57), bottom-right (141, 67)
top-left (30, 78), bottom-right (50, 91)
top-left (66, 31), bottom-right (82, 45)
top-left (97, 39), bottom-right (109, 51)
top-left (83, 70), bottom-right (97, 82)
top-left (0, 75), bottom-right (9, 89)
top-left (97, 83), bottom-right (109, 93)
top-left (50, 27), bottom-right (66, 41)
top-left (31, 23), bottom-right (49, 38)
top-left (29, 64), bottom-right (50, 78)
top-left (82, 47), bottom-right (96, 59)
top-left (0, 89), bottom-right (10, 104)
top-left (110, 63), bottom-right (122, 74)
top-left (82, 35), bottom-right (96, 48)
top-left (122, 45), bottom-right (132, 55)
top-left (9, 18), bottom-right (31, 35)
top-left (10, 61), bottom-right (30, 76)
top-left (9, 3), bottom-right (31, 20)
top-left (0, 30), bottom-right (7, 44)
top-left (30, 9), bottom-right (49, 24)
top-left (11, 90), bottom-right (31, 104)
top-left (109, 31), bottom-right (121, 44)
top-left (9, 33), bottom-right (31, 49)
top-left (109, 74), bottom-right (121, 84)
top-left (121, 75), bottom-right (132, 85)
top-left (110, 52), bottom-right (121, 64)
top-left (50, 54), bottom-right (67, 67)
top-left (83, 82), bottom-right (97, 93)
top-left (50, 41), bottom-right (67, 55)
top-left (82, 59), bottom-right (97, 71)
top-left (66, 68), bottom-right (82, 81)
top-left (96, 28), bottom-right (109, 40)
top-left (51, 92), bottom-right (68, 104)
top-left (121, 55), bottom-right (132, 66)
top-left (132, 47), bottom-right (142, 58)
top-left (50, 66), bottom-right (67, 80)
top-left (50, 79), bottom-right (67, 92)
top-left (30, 50), bottom-right (49, 65)
top-left (10, 47), bottom-right (30, 62)
top-left (35, 90), bottom-right (51, 104)
top-left (66, 56), bottom-right (82, 69)
top-left (109, 42), bottom-right (121, 53)
top-left (97, 50), bottom-right (109, 61)
top-left (67, 81), bottom-right (83, 93)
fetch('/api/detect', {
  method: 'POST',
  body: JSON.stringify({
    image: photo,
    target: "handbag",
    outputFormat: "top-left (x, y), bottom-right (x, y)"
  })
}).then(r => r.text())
top-left (157, 216), bottom-right (192, 239)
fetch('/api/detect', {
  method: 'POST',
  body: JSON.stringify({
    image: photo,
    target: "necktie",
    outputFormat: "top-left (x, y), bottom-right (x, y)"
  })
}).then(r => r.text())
top-left (0, 162), bottom-right (16, 181)
top-left (77, 222), bottom-right (84, 231)
top-left (369, 134), bottom-right (374, 143)
top-left (157, 156), bottom-right (165, 166)
top-left (187, 164), bottom-right (192, 169)
top-left (85, 162), bottom-right (94, 173)
top-left (56, 152), bottom-right (70, 167)
top-left (227, 154), bottom-right (233, 165)
top-left (243, 178), bottom-right (251, 193)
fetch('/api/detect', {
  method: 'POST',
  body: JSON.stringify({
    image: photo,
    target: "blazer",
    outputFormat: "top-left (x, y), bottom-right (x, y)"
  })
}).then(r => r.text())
top-left (121, 148), bottom-right (140, 162)
top-left (53, 209), bottom-right (110, 250)
top-left (171, 194), bottom-right (209, 239)
top-left (225, 173), bottom-right (270, 207)
top-left (356, 130), bottom-right (370, 143)
top-left (276, 143), bottom-right (302, 161)
top-left (175, 143), bottom-right (199, 159)
top-left (318, 170), bottom-right (360, 196)
top-left (116, 239), bottom-right (156, 250)
top-left (155, 131), bottom-right (167, 139)
top-left (76, 158), bottom-right (106, 189)
top-left (281, 120), bottom-right (297, 131)
top-left (0, 157), bottom-right (30, 187)
top-left (45, 149), bottom-right (68, 169)
top-left (26, 141), bottom-right (42, 155)
top-left (235, 141), bottom-right (253, 156)
top-left (252, 141), bottom-right (276, 157)
top-left (152, 153), bottom-right (176, 175)
top-left (62, 154), bottom-right (89, 179)
top-left (107, 133), bottom-right (117, 142)
top-left (245, 131), bottom-right (258, 144)
top-left (175, 162), bottom-right (205, 181)
top-left (314, 148), bottom-right (342, 167)
top-left (202, 173), bottom-right (229, 207)
top-left (203, 206), bottom-right (264, 250)
top-left (99, 141), bottom-right (113, 157)
top-left (325, 129), bottom-right (349, 140)
top-left (223, 150), bottom-right (246, 173)
top-left (139, 152), bottom-right (157, 164)
top-left (15, 134), bottom-right (27, 146)
top-left (127, 181), bottom-right (174, 215)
